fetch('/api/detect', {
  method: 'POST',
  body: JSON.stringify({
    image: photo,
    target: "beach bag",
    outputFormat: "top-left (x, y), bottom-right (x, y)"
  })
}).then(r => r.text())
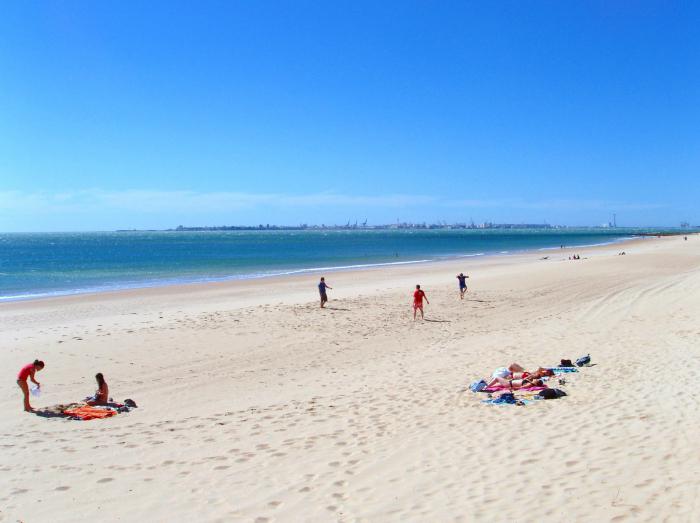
top-left (470, 380), bottom-right (487, 393)
top-left (575, 354), bottom-right (591, 367)
top-left (559, 359), bottom-right (574, 367)
top-left (537, 388), bottom-right (567, 400)
top-left (492, 367), bottom-right (510, 378)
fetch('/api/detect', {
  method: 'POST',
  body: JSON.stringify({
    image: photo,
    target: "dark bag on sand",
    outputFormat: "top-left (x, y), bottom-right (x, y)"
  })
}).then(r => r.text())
top-left (559, 359), bottom-right (574, 367)
top-left (538, 388), bottom-right (567, 400)
top-left (470, 379), bottom-right (487, 393)
top-left (496, 393), bottom-right (517, 404)
top-left (575, 354), bottom-right (591, 367)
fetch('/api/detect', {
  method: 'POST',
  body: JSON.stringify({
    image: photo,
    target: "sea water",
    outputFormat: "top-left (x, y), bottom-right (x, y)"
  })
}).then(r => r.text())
top-left (0, 229), bottom-right (655, 301)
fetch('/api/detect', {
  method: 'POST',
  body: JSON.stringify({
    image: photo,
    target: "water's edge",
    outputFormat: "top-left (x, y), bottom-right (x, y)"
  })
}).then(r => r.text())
top-left (0, 235), bottom-right (636, 303)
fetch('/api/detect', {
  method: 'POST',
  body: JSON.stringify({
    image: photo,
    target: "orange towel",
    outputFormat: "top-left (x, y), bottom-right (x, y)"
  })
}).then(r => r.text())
top-left (64, 405), bottom-right (117, 420)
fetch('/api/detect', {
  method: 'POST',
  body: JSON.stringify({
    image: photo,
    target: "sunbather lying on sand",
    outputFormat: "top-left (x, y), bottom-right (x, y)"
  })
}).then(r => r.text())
top-left (487, 377), bottom-right (544, 389)
top-left (86, 373), bottom-right (109, 406)
top-left (493, 363), bottom-right (554, 380)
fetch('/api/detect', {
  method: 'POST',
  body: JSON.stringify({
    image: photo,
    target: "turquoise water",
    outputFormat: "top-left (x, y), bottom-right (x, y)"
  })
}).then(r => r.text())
top-left (0, 229), bottom-right (649, 301)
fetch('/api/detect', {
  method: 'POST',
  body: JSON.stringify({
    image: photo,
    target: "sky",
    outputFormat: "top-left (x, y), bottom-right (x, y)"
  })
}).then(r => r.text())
top-left (1, 1), bottom-right (698, 231)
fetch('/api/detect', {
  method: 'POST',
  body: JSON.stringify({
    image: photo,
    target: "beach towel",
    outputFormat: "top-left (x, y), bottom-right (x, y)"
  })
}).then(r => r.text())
top-left (482, 396), bottom-right (533, 406)
top-left (483, 385), bottom-right (548, 392)
top-left (63, 405), bottom-right (117, 420)
top-left (548, 367), bottom-right (578, 374)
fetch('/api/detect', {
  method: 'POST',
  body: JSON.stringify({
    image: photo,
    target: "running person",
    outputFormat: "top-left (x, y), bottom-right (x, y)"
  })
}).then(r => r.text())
top-left (456, 272), bottom-right (469, 299)
top-left (318, 277), bottom-right (332, 308)
top-left (413, 284), bottom-right (429, 320)
top-left (17, 359), bottom-right (44, 412)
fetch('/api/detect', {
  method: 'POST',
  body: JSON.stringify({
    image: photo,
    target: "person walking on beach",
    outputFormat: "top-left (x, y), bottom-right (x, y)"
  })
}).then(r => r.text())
top-left (413, 284), bottom-right (429, 320)
top-left (318, 277), bottom-right (332, 308)
top-left (456, 273), bottom-right (469, 299)
top-left (17, 359), bottom-right (44, 412)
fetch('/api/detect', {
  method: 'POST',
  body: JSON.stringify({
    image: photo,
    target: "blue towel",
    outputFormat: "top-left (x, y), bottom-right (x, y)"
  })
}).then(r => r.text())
top-left (549, 367), bottom-right (578, 373)
top-left (481, 396), bottom-right (532, 405)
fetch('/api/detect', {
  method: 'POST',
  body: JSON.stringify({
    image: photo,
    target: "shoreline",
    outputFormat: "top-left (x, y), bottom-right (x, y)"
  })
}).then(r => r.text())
top-left (0, 234), bottom-right (643, 305)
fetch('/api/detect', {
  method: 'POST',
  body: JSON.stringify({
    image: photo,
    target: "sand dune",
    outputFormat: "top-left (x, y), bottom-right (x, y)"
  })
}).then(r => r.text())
top-left (1, 235), bottom-right (699, 522)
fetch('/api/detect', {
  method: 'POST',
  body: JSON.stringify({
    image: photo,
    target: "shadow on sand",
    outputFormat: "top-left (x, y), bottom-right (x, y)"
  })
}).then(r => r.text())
top-left (32, 403), bottom-right (82, 419)
top-left (33, 409), bottom-right (70, 419)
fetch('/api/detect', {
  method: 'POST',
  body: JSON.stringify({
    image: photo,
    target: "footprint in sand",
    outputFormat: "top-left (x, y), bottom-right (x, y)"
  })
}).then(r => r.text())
top-left (97, 478), bottom-right (114, 483)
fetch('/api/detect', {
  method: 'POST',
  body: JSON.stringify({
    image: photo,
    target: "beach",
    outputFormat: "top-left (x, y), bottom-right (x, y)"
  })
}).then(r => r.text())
top-left (1, 234), bottom-right (699, 522)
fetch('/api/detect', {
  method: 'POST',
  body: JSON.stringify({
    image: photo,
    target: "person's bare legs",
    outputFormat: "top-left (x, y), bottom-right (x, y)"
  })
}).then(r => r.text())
top-left (18, 380), bottom-right (31, 412)
top-left (413, 306), bottom-right (417, 320)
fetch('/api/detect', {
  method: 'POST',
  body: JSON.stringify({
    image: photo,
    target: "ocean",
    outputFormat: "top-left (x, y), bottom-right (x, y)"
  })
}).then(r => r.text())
top-left (0, 229), bottom-right (650, 301)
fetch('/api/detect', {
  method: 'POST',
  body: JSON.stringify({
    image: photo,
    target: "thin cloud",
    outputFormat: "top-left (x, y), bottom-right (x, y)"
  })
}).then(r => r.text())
top-left (0, 189), bottom-right (437, 214)
top-left (0, 190), bottom-right (664, 217)
top-left (447, 197), bottom-right (666, 211)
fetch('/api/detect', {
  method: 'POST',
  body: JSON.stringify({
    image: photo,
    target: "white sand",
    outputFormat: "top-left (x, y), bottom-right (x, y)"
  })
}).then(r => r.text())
top-left (1, 235), bottom-right (699, 522)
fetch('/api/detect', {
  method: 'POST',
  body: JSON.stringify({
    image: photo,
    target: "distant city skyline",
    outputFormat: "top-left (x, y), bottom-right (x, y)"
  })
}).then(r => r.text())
top-left (1, 2), bottom-right (698, 232)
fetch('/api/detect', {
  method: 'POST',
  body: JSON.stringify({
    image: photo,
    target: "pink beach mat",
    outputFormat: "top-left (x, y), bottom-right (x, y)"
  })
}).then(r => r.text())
top-left (484, 385), bottom-right (548, 392)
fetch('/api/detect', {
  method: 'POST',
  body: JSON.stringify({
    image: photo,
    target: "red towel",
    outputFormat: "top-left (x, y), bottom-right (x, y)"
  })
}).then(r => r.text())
top-left (64, 406), bottom-right (117, 420)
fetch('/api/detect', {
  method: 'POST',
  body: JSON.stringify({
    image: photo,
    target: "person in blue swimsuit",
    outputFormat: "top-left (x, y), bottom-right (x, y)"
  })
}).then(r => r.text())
top-left (318, 277), bottom-right (333, 308)
top-left (456, 273), bottom-right (469, 299)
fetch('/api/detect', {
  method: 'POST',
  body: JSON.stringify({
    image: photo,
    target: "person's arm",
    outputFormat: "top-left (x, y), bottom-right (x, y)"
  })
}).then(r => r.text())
top-left (326, 285), bottom-right (332, 289)
top-left (424, 293), bottom-right (429, 304)
top-left (30, 370), bottom-right (40, 387)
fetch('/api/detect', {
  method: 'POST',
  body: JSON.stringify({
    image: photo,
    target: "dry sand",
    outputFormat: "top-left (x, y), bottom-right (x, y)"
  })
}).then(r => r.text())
top-left (1, 235), bottom-right (699, 522)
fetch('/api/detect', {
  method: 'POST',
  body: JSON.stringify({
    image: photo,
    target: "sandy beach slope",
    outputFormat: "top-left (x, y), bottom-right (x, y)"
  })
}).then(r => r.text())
top-left (1, 235), bottom-right (699, 522)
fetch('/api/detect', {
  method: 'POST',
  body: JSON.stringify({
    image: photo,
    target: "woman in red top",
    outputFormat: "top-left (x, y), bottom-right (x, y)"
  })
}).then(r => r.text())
top-left (17, 359), bottom-right (44, 412)
top-left (413, 284), bottom-right (429, 320)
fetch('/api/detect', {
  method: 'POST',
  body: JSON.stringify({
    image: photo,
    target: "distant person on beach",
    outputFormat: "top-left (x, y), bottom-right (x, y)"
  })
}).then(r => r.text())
top-left (489, 376), bottom-right (544, 389)
top-left (17, 359), bottom-right (44, 412)
top-left (413, 284), bottom-right (429, 320)
top-left (489, 365), bottom-right (554, 386)
top-left (456, 273), bottom-right (469, 299)
top-left (318, 277), bottom-right (332, 308)
top-left (86, 373), bottom-right (109, 406)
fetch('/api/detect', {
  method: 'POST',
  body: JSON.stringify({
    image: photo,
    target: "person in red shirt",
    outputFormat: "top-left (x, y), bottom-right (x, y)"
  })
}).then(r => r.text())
top-left (17, 359), bottom-right (44, 412)
top-left (413, 284), bottom-right (429, 320)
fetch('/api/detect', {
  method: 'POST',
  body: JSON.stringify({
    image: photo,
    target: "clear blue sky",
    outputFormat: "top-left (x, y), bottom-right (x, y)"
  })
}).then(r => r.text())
top-left (1, 1), bottom-right (698, 231)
